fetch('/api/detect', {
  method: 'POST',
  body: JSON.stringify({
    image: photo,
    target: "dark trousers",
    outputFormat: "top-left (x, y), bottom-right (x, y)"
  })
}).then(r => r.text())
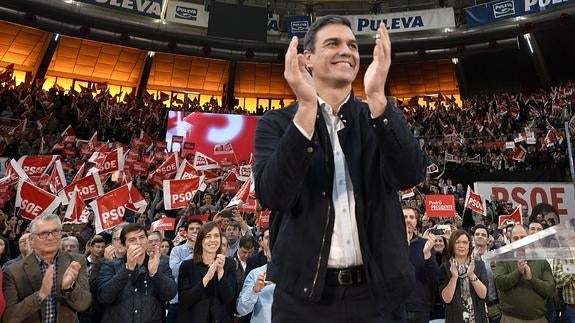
top-left (167, 303), bottom-right (178, 323)
top-left (272, 283), bottom-right (406, 323)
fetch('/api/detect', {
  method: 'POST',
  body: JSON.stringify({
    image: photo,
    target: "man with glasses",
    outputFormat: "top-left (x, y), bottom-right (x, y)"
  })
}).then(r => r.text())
top-left (97, 223), bottom-right (176, 323)
top-left (3, 214), bottom-right (91, 323)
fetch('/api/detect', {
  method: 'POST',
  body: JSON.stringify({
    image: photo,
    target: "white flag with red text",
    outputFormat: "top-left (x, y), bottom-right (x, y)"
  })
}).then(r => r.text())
top-left (225, 175), bottom-right (255, 209)
top-left (192, 151), bottom-right (220, 171)
top-left (213, 142), bottom-right (234, 155)
top-left (0, 159), bottom-right (29, 186)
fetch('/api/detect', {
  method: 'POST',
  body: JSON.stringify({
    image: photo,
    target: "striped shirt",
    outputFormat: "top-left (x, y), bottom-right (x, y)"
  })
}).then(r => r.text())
top-left (553, 258), bottom-right (575, 305)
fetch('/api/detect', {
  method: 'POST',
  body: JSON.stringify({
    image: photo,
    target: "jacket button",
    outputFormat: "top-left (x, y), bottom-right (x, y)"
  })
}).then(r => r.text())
top-left (306, 147), bottom-right (314, 153)
top-left (321, 192), bottom-right (326, 197)
top-left (383, 118), bottom-right (389, 125)
top-left (303, 288), bottom-right (309, 294)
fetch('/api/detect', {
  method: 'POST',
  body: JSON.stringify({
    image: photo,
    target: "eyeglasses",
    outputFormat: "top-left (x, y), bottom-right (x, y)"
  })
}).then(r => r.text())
top-left (31, 229), bottom-right (62, 240)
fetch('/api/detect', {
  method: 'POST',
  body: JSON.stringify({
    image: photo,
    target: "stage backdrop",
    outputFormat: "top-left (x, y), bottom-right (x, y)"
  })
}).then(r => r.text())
top-left (165, 111), bottom-right (259, 164)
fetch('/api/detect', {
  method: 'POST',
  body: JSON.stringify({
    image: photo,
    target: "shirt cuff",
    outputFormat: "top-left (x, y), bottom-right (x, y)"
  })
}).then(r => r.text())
top-left (292, 120), bottom-right (314, 140)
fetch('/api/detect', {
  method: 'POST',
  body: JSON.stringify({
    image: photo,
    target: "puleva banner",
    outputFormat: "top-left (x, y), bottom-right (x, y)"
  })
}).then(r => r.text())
top-left (75, 0), bottom-right (164, 19)
top-left (465, 0), bottom-right (571, 28)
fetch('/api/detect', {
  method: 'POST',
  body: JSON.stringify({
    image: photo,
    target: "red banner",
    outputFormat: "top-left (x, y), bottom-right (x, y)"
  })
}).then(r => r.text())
top-left (48, 159), bottom-right (67, 194)
top-left (226, 176), bottom-right (254, 209)
top-left (163, 176), bottom-right (204, 210)
top-left (220, 171), bottom-right (239, 193)
top-left (464, 186), bottom-right (485, 216)
top-left (59, 171), bottom-right (104, 205)
top-left (0, 159), bottom-right (29, 186)
top-left (16, 180), bottom-right (61, 220)
top-left (256, 210), bottom-right (270, 228)
top-left (151, 217), bottom-right (176, 232)
top-left (498, 207), bottom-right (522, 227)
top-left (18, 155), bottom-right (58, 179)
top-left (175, 159), bottom-right (198, 180)
top-left (214, 142), bottom-right (234, 155)
top-left (193, 151), bottom-right (220, 171)
top-left (95, 147), bottom-right (124, 176)
top-left (147, 153), bottom-right (179, 187)
top-left (125, 183), bottom-right (147, 214)
top-left (64, 188), bottom-right (90, 224)
top-left (237, 165), bottom-right (252, 181)
top-left (90, 184), bottom-right (131, 233)
top-left (425, 194), bottom-right (457, 217)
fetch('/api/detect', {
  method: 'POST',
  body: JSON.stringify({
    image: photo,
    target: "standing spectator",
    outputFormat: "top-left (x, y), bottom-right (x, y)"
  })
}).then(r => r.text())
top-left (403, 207), bottom-right (439, 323)
top-left (3, 233), bottom-right (31, 270)
top-left (3, 214), bottom-right (91, 323)
top-left (0, 267), bottom-right (4, 317)
top-left (245, 228), bottom-right (270, 278)
top-left (553, 258), bottom-right (575, 323)
top-left (494, 224), bottom-right (555, 323)
top-left (177, 221), bottom-right (237, 323)
top-left (61, 236), bottom-right (80, 253)
top-left (86, 235), bottom-right (106, 273)
top-left (254, 15), bottom-right (425, 321)
top-left (440, 230), bottom-right (488, 323)
top-left (161, 238), bottom-right (174, 256)
top-left (97, 223), bottom-right (177, 323)
top-left (167, 219), bottom-right (203, 323)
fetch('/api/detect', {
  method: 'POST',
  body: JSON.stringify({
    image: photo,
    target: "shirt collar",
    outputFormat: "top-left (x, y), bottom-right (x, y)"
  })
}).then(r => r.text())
top-left (318, 93), bottom-right (351, 116)
top-left (34, 250), bottom-right (59, 266)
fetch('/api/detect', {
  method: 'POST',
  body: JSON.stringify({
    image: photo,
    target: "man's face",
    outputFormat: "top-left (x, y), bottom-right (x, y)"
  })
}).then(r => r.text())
top-left (304, 23), bottom-right (359, 88)
top-left (521, 206), bottom-right (529, 216)
top-left (421, 216), bottom-right (432, 230)
top-left (511, 226), bottom-right (528, 242)
top-left (402, 209), bottom-right (417, 236)
top-left (124, 229), bottom-right (148, 250)
top-left (62, 240), bottom-right (79, 253)
top-left (147, 234), bottom-right (161, 252)
top-left (237, 246), bottom-right (254, 262)
top-left (221, 236), bottom-right (228, 254)
top-left (473, 228), bottom-right (489, 248)
top-left (226, 226), bottom-right (241, 242)
top-left (91, 242), bottom-right (106, 259)
top-left (204, 195), bottom-right (213, 205)
top-left (187, 223), bottom-right (202, 244)
top-left (30, 220), bottom-right (62, 255)
top-left (543, 212), bottom-right (559, 227)
top-left (262, 230), bottom-right (271, 260)
top-left (528, 222), bottom-right (544, 235)
top-left (19, 233), bottom-right (31, 256)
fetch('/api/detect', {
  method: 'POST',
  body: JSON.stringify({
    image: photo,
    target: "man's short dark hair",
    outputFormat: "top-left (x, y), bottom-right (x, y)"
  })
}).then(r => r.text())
top-left (530, 203), bottom-right (559, 224)
top-left (239, 235), bottom-right (256, 250)
top-left (90, 236), bottom-right (106, 246)
top-left (303, 15), bottom-right (352, 52)
top-left (186, 218), bottom-right (204, 230)
top-left (472, 224), bottom-right (489, 235)
top-left (120, 223), bottom-right (147, 245)
top-left (227, 221), bottom-right (241, 231)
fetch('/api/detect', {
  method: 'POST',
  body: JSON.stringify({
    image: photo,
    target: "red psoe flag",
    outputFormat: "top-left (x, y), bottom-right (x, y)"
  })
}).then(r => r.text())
top-left (163, 176), bottom-right (204, 210)
top-left (59, 171), bottom-right (104, 205)
top-left (16, 180), bottom-right (61, 220)
top-left (498, 207), bottom-right (523, 227)
top-left (464, 186), bottom-right (485, 216)
top-left (193, 151), bottom-right (220, 171)
top-left (63, 187), bottom-right (90, 224)
top-left (48, 159), bottom-right (67, 194)
top-left (90, 184), bottom-right (131, 234)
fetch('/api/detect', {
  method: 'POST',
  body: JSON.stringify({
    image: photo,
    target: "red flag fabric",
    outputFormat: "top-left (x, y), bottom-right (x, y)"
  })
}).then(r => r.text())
top-left (220, 171), bottom-right (239, 193)
top-left (140, 130), bottom-right (154, 152)
top-left (256, 210), bottom-right (270, 228)
top-left (401, 188), bottom-right (415, 200)
top-left (90, 184), bottom-right (131, 234)
top-left (172, 135), bottom-right (184, 144)
top-left (498, 207), bottom-right (523, 227)
top-left (193, 151), bottom-right (220, 171)
top-left (151, 217), bottom-right (176, 232)
top-left (0, 159), bottom-right (29, 186)
top-left (213, 142), bottom-right (234, 155)
top-left (95, 148), bottom-right (124, 176)
top-left (88, 132), bottom-right (98, 149)
top-left (163, 176), bottom-right (204, 210)
top-left (63, 187), bottom-right (90, 224)
top-left (237, 165), bottom-right (252, 182)
top-left (424, 195), bottom-right (457, 217)
top-left (18, 155), bottom-right (58, 182)
top-left (226, 175), bottom-right (254, 209)
top-left (147, 153), bottom-right (179, 187)
top-left (464, 186), bottom-right (485, 216)
top-left (36, 113), bottom-right (52, 130)
top-left (175, 159), bottom-right (198, 180)
top-left (125, 183), bottom-right (148, 214)
top-left (16, 180), bottom-right (61, 220)
top-left (48, 159), bottom-right (67, 194)
top-left (511, 146), bottom-right (527, 162)
top-left (71, 163), bottom-right (86, 184)
top-left (59, 171), bottom-right (104, 205)
top-left (88, 144), bottom-right (110, 164)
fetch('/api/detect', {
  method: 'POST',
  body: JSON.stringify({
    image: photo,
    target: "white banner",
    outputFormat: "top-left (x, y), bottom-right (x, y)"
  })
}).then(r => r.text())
top-left (344, 8), bottom-right (455, 35)
top-left (165, 1), bottom-right (209, 28)
top-left (474, 182), bottom-right (575, 222)
top-left (268, 13), bottom-right (280, 36)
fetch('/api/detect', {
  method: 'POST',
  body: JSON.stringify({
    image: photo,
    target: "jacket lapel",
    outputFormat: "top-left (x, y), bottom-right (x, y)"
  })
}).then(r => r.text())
top-left (22, 254), bottom-right (43, 294)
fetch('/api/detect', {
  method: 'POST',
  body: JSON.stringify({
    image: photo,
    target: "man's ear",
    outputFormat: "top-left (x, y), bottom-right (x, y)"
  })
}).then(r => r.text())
top-left (303, 50), bottom-right (313, 71)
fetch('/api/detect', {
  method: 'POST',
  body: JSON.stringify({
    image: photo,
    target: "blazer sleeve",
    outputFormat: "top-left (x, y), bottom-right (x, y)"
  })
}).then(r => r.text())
top-left (369, 100), bottom-right (427, 190)
top-left (2, 267), bottom-right (42, 323)
top-left (215, 257), bottom-right (237, 305)
top-left (61, 255), bottom-right (92, 312)
top-left (476, 260), bottom-right (488, 300)
top-left (254, 107), bottom-right (320, 210)
top-left (96, 260), bottom-right (131, 304)
top-left (150, 257), bottom-right (177, 302)
top-left (178, 260), bottom-right (209, 308)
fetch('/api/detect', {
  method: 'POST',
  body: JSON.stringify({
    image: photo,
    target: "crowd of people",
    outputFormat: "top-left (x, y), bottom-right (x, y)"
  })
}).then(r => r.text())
top-left (0, 13), bottom-right (574, 322)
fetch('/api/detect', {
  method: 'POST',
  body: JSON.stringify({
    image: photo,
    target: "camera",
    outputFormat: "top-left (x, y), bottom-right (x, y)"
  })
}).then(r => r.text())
top-left (430, 228), bottom-right (444, 235)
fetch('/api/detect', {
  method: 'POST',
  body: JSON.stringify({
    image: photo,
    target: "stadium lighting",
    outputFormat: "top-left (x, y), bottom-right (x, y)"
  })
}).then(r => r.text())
top-left (54, 34), bottom-right (60, 41)
top-left (148, 51), bottom-right (156, 57)
top-left (523, 33), bottom-right (534, 54)
top-left (451, 58), bottom-right (459, 65)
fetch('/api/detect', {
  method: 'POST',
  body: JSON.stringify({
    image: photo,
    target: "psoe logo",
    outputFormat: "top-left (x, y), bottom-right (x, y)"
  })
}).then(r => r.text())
top-left (492, 0), bottom-right (515, 19)
top-left (291, 21), bottom-right (309, 33)
top-left (175, 5), bottom-right (197, 21)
